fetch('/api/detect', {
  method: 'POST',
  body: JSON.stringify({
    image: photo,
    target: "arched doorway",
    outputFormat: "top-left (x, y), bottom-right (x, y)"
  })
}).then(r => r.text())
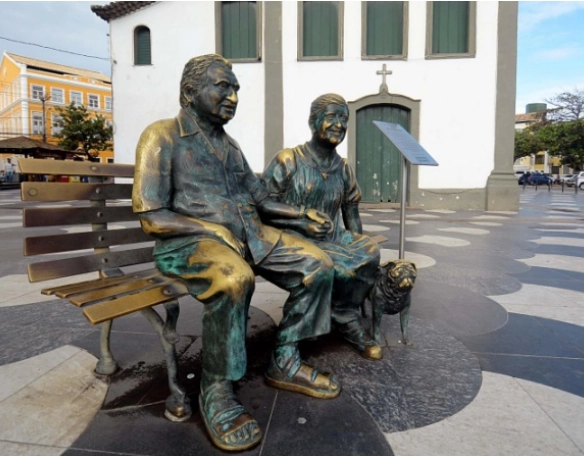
top-left (348, 92), bottom-right (421, 204)
top-left (356, 104), bottom-right (410, 202)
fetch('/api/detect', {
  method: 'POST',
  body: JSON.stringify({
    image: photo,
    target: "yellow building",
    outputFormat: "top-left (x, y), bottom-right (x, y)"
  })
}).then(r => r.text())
top-left (0, 52), bottom-right (113, 167)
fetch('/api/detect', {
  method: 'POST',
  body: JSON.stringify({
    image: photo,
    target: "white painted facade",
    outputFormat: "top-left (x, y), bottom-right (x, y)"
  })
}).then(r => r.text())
top-left (107, 1), bottom-right (505, 192)
top-left (108, 1), bottom-right (265, 171)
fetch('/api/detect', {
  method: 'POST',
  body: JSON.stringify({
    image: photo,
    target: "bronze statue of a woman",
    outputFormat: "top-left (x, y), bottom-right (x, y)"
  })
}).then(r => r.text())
top-left (262, 93), bottom-right (382, 360)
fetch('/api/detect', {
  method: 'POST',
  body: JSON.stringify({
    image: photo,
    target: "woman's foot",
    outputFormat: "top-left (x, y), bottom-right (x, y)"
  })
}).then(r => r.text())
top-left (265, 350), bottom-right (341, 399)
top-left (199, 379), bottom-right (262, 451)
top-left (335, 319), bottom-right (382, 360)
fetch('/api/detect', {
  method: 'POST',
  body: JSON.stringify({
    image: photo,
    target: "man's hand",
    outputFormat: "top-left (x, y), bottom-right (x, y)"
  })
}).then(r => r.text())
top-left (299, 221), bottom-right (330, 240)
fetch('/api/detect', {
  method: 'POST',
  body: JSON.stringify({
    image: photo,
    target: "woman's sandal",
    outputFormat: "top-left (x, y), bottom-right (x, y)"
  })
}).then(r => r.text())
top-left (265, 353), bottom-right (341, 399)
top-left (199, 381), bottom-right (262, 452)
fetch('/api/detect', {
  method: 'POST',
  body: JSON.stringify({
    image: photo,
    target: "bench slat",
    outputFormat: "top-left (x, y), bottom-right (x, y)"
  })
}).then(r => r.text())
top-left (70, 273), bottom-right (167, 306)
top-left (44, 268), bottom-right (158, 297)
top-left (82, 280), bottom-right (188, 324)
top-left (18, 158), bottom-right (135, 178)
top-left (21, 182), bottom-right (133, 202)
top-left (25, 228), bottom-right (151, 256)
top-left (23, 206), bottom-right (136, 227)
top-left (28, 247), bottom-right (154, 282)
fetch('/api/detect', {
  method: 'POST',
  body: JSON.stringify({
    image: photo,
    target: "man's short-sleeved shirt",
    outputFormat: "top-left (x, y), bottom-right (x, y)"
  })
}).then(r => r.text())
top-left (133, 108), bottom-right (282, 263)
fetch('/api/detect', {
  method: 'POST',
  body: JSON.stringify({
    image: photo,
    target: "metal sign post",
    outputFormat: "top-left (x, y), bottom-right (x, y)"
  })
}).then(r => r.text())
top-left (373, 121), bottom-right (439, 259)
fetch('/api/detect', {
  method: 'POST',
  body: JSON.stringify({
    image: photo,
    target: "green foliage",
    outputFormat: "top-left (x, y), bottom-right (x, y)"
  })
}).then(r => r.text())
top-left (55, 103), bottom-right (113, 161)
top-left (516, 90), bottom-right (584, 169)
top-left (537, 119), bottom-right (584, 171)
top-left (514, 126), bottom-right (542, 161)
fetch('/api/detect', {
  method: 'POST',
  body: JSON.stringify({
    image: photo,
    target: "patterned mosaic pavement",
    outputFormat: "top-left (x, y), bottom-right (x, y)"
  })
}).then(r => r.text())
top-left (0, 186), bottom-right (583, 455)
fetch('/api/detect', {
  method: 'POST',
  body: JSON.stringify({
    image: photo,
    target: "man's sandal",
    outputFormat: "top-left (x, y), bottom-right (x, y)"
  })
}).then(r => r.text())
top-left (199, 381), bottom-right (262, 452)
top-left (265, 353), bottom-right (341, 399)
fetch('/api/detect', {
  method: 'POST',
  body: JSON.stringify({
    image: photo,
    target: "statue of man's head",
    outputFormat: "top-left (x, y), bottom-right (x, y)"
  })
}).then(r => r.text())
top-left (308, 93), bottom-right (349, 147)
top-left (179, 54), bottom-right (240, 126)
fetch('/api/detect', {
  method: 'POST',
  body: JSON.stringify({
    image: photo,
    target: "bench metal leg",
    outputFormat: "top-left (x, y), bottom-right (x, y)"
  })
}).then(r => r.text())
top-left (163, 300), bottom-right (180, 344)
top-left (140, 306), bottom-right (192, 422)
top-left (95, 319), bottom-right (118, 375)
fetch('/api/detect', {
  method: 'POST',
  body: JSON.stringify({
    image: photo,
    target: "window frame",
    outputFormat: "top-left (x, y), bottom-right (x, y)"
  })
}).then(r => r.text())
top-left (134, 25), bottom-right (152, 66)
top-left (105, 96), bottom-right (113, 111)
top-left (297, 1), bottom-right (344, 61)
top-left (31, 84), bottom-right (44, 100)
top-left (50, 87), bottom-right (65, 104)
top-left (51, 114), bottom-right (63, 136)
top-left (88, 94), bottom-right (100, 109)
top-left (361, 1), bottom-right (409, 60)
top-left (426, 1), bottom-right (476, 59)
top-left (31, 111), bottom-right (44, 136)
top-left (215, 1), bottom-right (263, 63)
top-left (70, 90), bottom-right (82, 106)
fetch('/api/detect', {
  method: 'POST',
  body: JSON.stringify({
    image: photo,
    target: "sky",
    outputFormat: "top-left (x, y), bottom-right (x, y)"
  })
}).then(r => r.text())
top-left (516, 1), bottom-right (584, 113)
top-left (0, 1), bottom-right (583, 115)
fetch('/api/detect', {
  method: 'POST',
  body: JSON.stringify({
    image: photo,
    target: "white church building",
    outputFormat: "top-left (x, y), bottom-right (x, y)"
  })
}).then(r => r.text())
top-left (93, 1), bottom-right (519, 210)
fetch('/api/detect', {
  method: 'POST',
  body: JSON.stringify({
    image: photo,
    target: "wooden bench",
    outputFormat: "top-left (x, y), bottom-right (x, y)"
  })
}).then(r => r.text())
top-left (18, 158), bottom-right (192, 422)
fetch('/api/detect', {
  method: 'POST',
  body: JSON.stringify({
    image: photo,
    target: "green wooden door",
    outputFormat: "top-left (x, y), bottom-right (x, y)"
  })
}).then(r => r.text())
top-left (356, 104), bottom-right (410, 202)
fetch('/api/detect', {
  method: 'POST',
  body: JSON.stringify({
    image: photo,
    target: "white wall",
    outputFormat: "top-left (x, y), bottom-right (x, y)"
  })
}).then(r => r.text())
top-left (281, 1), bottom-right (499, 190)
top-left (110, 1), bottom-right (501, 191)
top-left (110, 1), bottom-right (265, 170)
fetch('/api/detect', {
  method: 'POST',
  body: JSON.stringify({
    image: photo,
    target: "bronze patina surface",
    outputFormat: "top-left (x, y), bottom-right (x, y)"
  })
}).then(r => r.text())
top-left (262, 93), bottom-right (382, 360)
top-left (132, 55), bottom-right (340, 451)
top-left (370, 259), bottom-right (417, 345)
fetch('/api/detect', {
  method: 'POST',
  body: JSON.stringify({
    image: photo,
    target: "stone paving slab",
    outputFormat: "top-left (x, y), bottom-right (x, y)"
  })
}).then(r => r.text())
top-left (0, 188), bottom-right (583, 455)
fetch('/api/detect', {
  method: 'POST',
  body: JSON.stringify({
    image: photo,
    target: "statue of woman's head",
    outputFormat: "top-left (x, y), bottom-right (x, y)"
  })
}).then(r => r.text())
top-left (308, 94), bottom-right (349, 147)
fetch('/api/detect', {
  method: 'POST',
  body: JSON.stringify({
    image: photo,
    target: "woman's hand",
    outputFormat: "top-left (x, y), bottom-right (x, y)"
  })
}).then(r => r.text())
top-left (306, 209), bottom-right (334, 234)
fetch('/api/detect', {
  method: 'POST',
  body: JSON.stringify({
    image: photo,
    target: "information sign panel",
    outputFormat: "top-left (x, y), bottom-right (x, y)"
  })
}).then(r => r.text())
top-left (373, 121), bottom-right (438, 166)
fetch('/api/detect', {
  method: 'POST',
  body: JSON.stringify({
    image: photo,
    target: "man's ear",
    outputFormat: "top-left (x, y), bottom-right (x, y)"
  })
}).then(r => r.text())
top-left (184, 84), bottom-right (196, 106)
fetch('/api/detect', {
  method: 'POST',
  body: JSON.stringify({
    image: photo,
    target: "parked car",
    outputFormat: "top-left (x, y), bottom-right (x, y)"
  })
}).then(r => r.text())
top-left (529, 173), bottom-right (551, 186)
top-left (518, 172), bottom-right (530, 185)
top-left (559, 174), bottom-right (574, 184)
top-left (565, 174), bottom-right (576, 187)
top-left (575, 171), bottom-right (584, 189)
top-left (542, 173), bottom-right (554, 185)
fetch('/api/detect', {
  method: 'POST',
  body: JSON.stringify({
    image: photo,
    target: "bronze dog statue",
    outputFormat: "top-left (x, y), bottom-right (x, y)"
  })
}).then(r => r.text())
top-left (369, 259), bottom-right (417, 345)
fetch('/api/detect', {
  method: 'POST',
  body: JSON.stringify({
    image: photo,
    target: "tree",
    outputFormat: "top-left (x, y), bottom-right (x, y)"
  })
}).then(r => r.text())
top-left (514, 127), bottom-right (542, 161)
top-left (545, 89), bottom-right (584, 122)
top-left (55, 103), bottom-right (113, 161)
top-left (537, 119), bottom-right (584, 171)
top-left (514, 111), bottom-right (547, 161)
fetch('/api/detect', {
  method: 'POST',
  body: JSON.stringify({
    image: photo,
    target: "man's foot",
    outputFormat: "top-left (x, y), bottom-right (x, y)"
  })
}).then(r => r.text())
top-left (265, 351), bottom-right (341, 399)
top-left (199, 380), bottom-right (262, 452)
top-left (335, 319), bottom-right (383, 360)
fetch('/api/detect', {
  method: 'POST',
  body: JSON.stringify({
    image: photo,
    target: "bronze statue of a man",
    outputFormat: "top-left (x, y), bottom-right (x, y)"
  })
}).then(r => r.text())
top-left (262, 93), bottom-right (382, 360)
top-left (133, 55), bottom-right (340, 452)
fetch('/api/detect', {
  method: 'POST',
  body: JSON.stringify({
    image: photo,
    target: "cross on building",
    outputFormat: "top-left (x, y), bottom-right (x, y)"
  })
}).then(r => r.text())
top-left (376, 64), bottom-right (392, 93)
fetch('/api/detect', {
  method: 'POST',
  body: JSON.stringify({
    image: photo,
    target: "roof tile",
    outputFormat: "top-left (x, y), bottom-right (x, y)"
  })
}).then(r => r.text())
top-left (91, 2), bottom-right (156, 22)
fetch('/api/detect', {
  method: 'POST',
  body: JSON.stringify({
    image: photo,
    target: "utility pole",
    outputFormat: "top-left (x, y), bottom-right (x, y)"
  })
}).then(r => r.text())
top-left (38, 93), bottom-right (50, 143)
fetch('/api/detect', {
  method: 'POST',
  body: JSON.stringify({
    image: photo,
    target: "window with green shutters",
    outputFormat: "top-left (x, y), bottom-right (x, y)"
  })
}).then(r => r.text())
top-left (427, 1), bottom-right (476, 58)
top-left (220, 2), bottom-right (260, 61)
top-left (299, 1), bottom-right (343, 60)
top-left (363, 2), bottom-right (406, 59)
top-left (134, 26), bottom-right (151, 65)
